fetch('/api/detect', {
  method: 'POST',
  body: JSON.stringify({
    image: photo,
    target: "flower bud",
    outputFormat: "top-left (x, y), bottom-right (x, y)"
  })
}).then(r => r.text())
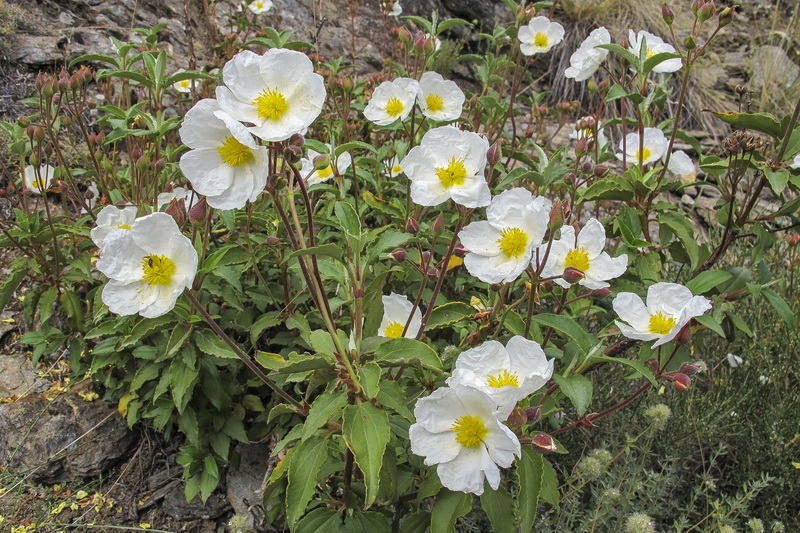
top-left (387, 248), bottom-right (406, 263)
top-left (487, 140), bottom-right (501, 166)
top-left (506, 406), bottom-right (527, 429)
top-left (131, 146), bottom-right (142, 160)
top-left (421, 250), bottom-right (432, 265)
top-left (563, 171), bottom-right (576, 184)
top-left (490, 283), bottom-right (502, 292)
top-left (562, 266), bottom-right (584, 283)
top-left (426, 267), bottom-right (440, 278)
top-left (26, 125), bottom-right (36, 139)
top-left (662, 3), bottom-right (675, 25)
top-left (644, 358), bottom-right (659, 373)
top-left (524, 406), bottom-right (541, 424)
top-left (786, 233), bottom-right (800, 246)
top-left (679, 362), bottom-right (701, 376)
top-left (33, 126), bottom-right (46, 142)
top-left (675, 322), bottom-right (692, 345)
top-left (16, 116), bottom-right (30, 128)
top-left (312, 154), bottom-right (331, 171)
top-left (548, 201), bottom-right (564, 232)
top-left (405, 217), bottom-right (420, 235)
top-left (718, 6), bottom-right (734, 27)
top-left (672, 373), bottom-right (692, 391)
top-left (266, 235), bottom-right (280, 246)
top-left (154, 157), bottom-right (166, 169)
top-left (575, 137), bottom-right (588, 156)
top-left (582, 161), bottom-right (593, 174)
top-left (589, 288), bottom-right (612, 299)
top-left (164, 198), bottom-right (187, 226)
top-left (698, 1), bottom-right (716, 22)
top-left (684, 35), bottom-right (697, 50)
top-left (692, 0), bottom-right (703, 15)
top-left (432, 212), bottom-right (445, 235)
top-left (531, 433), bottom-right (558, 452)
top-left (453, 244), bottom-right (467, 258)
top-left (189, 196), bottom-right (208, 225)
top-left (289, 133), bottom-right (305, 147)
top-left (594, 165), bottom-right (608, 177)
top-left (283, 145), bottom-right (302, 164)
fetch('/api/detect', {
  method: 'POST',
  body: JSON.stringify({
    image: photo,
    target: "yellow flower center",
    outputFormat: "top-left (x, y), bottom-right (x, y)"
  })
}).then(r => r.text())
top-left (564, 247), bottom-right (590, 272)
top-left (385, 97), bottom-right (405, 117)
top-left (31, 179), bottom-right (46, 190)
top-left (256, 1), bottom-right (264, 7)
top-left (648, 312), bottom-right (677, 335)
top-left (391, 164), bottom-right (403, 175)
top-left (534, 33), bottom-right (549, 48)
top-left (646, 47), bottom-right (655, 58)
top-left (179, 80), bottom-right (190, 89)
top-left (142, 254), bottom-right (176, 286)
top-left (497, 227), bottom-right (529, 258)
top-left (216, 136), bottom-right (254, 167)
top-left (383, 321), bottom-right (405, 338)
top-left (425, 93), bottom-right (444, 113)
top-left (435, 157), bottom-right (467, 188)
top-left (486, 369), bottom-right (520, 388)
top-left (635, 147), bottom-right (652, 162)
top-left (451, 415), bottom-right (488, 448)
top-left (117, 224), bottom-right (131, 230)
top-left (316, 166), bottom-right (334, 179)
top-left (253, 88), bottom-right (289, 121)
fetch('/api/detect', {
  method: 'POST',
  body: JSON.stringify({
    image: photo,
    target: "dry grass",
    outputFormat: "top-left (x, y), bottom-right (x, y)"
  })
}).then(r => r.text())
top-left (0, 0), bottom-right (27, 55)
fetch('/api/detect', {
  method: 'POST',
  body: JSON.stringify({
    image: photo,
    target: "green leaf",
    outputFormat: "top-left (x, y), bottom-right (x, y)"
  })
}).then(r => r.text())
top-left (256, 351), bottom-right (334, 373)
top-left (302, 389), bottom-right (348, 441)
top-left (425, 302), bottom-right (474, 330)
top-left (194, 329), bottom-right (239, 359)
top-left (295, 508), bottom-right (342, 533)
top-left (764, 166), bottom-right (790, 194)
top-left (250, 310), bottom-right (282, 346)
top-left (585, 354), bottom-right (658, 387)
top-left (531, 314), bottom-right (596, 354)
top-left (430, 490), bottom-right (472, 533)
top-left (642, 51), bottom-right (681, 74)
top-left (540, 456), bottom-right (560, 507)
top-left (359, 361), bottom-right (382, 399)
top-left (375, 380), bottom-right (414, 421)
top-left (658, 210), bottom-right (700, 270)
top-left (712, 111), bottom-right (782, 138)
top-left (335, 200), bottom-right (362, 237)
top-left (285, 243), bottom-right (343, 263)
top-left (580, 176), bottom-right (635, 202)
top-left (69, 53), bottom-right (119, 68)
top-left (596, 43), bottom-right (639, 68)
top-left (375, 338), bottom-right (442, 369)
top-left (480, 485), bottom-right (514, 533)
top-left (516, 447), bottom-right (544, 533)
top-left (762, 288), bottom-right (795, 327)
top-left (342, 403), bottom-right (391, 508)
top-left (437, 18), bottom-right (470, 32)
top-left (727, 311), bottom-right (754, 338)
top-left (0, 267), bottom-right (27, 312)
top-left (334, 141), bottom-right (378, 156)
top-left (38, 286), bottom-right (59, 327)
top-left (118, 315), bottom-right (175, 348)
top-left (695, 315), bottom-right (726, 338)
top-left (286, 435), bottom-right (330, 527)
top-left (687, 270), bottom-right (733, 295)
top-left (552, 374), bottom-right (592, 417)
top-left (345, 511), bottom-right (392, 533)
top-left (399, 511), bottom-right (430, 533)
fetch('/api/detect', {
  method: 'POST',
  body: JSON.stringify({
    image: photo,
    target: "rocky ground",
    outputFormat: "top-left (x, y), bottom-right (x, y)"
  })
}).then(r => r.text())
top-left (0, 0), bottom-right (798, 531)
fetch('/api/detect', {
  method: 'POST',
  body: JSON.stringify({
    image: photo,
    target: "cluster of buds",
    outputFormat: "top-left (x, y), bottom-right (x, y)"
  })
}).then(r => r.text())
top-left (413, 31), bottom-right (437, 56)
top-left (390, 26), bottom-right (412, 45)
top-left (554, 100), bottom-right (580, 113)
top-left (647, 358), bottom-right (702, 391)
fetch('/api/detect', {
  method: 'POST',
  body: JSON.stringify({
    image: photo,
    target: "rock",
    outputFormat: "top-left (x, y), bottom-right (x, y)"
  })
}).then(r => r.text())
top-left (680, 194), bottom-right (695, 207)
top-left (0, 392), bottom-right (135, 483)
top-left (162, 483), bottom-right (229, 521)
top-left (226, 442), bottom-right (270, 529)
top-left (0, 354), bottom-right (50, 397)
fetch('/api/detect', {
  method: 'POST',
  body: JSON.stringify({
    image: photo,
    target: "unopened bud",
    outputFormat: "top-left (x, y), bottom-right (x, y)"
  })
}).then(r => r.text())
top-left (426, 267), bottom-right (440, 278)
top-left (189, 197), bottom-right (208, 224)
top-left (16, 116), bottom-right (30, 128)
top-left (563, 171), bottom-right (576, 184)
top-left (313, 154), bottom-right (331, 171)
top-left (33, 126), bottom-right (45, 142)
top-left (582, 161), bottom-right (593, 174)
top-left (164, 198), bottom-right (187, 225)
top-left (786, 233), bottom-right (800, 246)
top-left (679, 362), bottom-right (700, 376)
top-left (675, 322), bottom-right (692, 345)
top-left (548, 201), bottom-right (564, 232)
top-left (718, 6), bottom-right (734, 27)
top-left (131, 146), bottom-right (142, 160)
top-left (662, 3), bottom-right (675, 25)
top-left (137, 154), bottom-right (150, 170)
top-left (405, 217), bottom-right (420, 235)
top-left (506, 406), bottom-right (527, 429)
top-left (644, 358), bottom-right (660, 373)
top-left (524, 406), bottom-right (541, 424)
top-left (698, 1), bottom-right (716, 22)
top-left (575, 137), bottom-right (588, 156)
top-left (289, 133), bottom-right (305, 147)
top-left (421, 250), bottom-right (432, 265)
top-left (283, 145), bottom-right (302, 164)
top-left (562, 266), bottom-right (584, 283)
top-left (594, 165), bottom-right (608, 177)
top-left (26, 125), bottom-right (36, 139)
top-left (487, 140), bottom-right (501, 166)
top-left (387, 248), bottom-right (406, 263)
top-left (684, 35), bottom-right (697, 49)
top-left (396, 26), bottom-right (412, 44)
top-left (432, 213), bottom-right (445, 235)
top-left (692, 0), bottom-right (703, 15)
top-left (590, 288), bottom-right (612, 299)
top-left (531, 433), bottom-right (557, 452)
top-left (672, 373), bottom-right (692, 391)
top-left (266, 236), bottom-right (280, 246)
top-left (490, 283), bottom-right (502, 292)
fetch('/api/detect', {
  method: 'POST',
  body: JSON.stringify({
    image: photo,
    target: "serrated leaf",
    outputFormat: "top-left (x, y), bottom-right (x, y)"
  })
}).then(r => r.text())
top-left (552, 374), bottom-right (592, 417)
top-left (256, 351), bottom-right (334, 373)
top-left (359, 361), bottom-right (382, 399)
top-left (194, 329), bottom-right (239, 359)
top-left (342, 403), bottom-right (391, 508)
top-left (375, 337), bottom-right (442, 369)
top-left (294, 508), bottom-right (342, 533)
top-left (425, 302), bottom-right (474, 330)
top-left (712, 111), bottom-right (782, 138)
top-left (302, 389), bottom-right (348, 441)
top-left (286, 435), bottom-right (330, 527)
top-left (375, 380), bottom-right (414, 421)
top-left (480, 485), bottom-right (514, 533)
top-left (430, 489), bottom-right (472, 533)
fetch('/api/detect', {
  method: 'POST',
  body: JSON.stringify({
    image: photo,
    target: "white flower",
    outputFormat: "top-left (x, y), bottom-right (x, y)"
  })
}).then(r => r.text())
top-left (171, 69), bottom-right (195, 93)
top-left (613, 282), bottom-right (712, 347)
top-left (157, 186), bottom-right (197, 210)
top-left (247, 0), bottom-right (273, 14)
top-left (569, 116), bottom-right (608, 148)
top-left (363, 78), bottom-right (420, 126)
top-left (215, 49), bottom-right (326, 142)
top-left (417, 72), bottom-right (464, 122)
top-left (90, 205), bottom-right (138, 247)
top-left (401, 126), bottom-right (491, 208)
top-left (426, 33), bottom-right (443, 52)
top-left (409, 384), bottom-right (521, 495)
top-left (628, 30), bottom-right (682, 73)
top-left (300, 143), bottom-right (352, 186)
top-left (541, 218), bottom-right (628, 290)
top-left (616, 127), bottom-right (668, 165)
top-left (518, 17), bottom-right (565, 56)
top-left (666, 150), bottom-right (696, 181)
top-left (564, 27), bottom-right (611, 82)
top-left (378, 293), bottom-right (422, 338)
top-left (23, 165), bottom-right (55, 194)
top-left (388, 155), bottom-right (404, 177)
top-left (382, 0), bottom-right (401, 16)
top-left (726, 352), bottom-right (743, 368)
top-left (459, 188), bottom-right (550, 284)
top-left (96, 212), bottom-right (198, 318)
top-left (179, 98), bottom-right (269, 210)
top-left (447, 336), bottom-right (554, 417)
top-left (791, 154), bottom-right (800, 169)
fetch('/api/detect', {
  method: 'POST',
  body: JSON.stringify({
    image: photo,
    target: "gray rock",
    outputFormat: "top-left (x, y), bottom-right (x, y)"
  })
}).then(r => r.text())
top-left (680, 194), bottom-right (695, 207)
top-left (162, 483), bottom-right (229, 521)
top-left (226, 442), bottom-right (270, 528)
top-left (0, 354), bottom-right (50, 397)
top-left (0, 392), bottom-right (135, 483)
